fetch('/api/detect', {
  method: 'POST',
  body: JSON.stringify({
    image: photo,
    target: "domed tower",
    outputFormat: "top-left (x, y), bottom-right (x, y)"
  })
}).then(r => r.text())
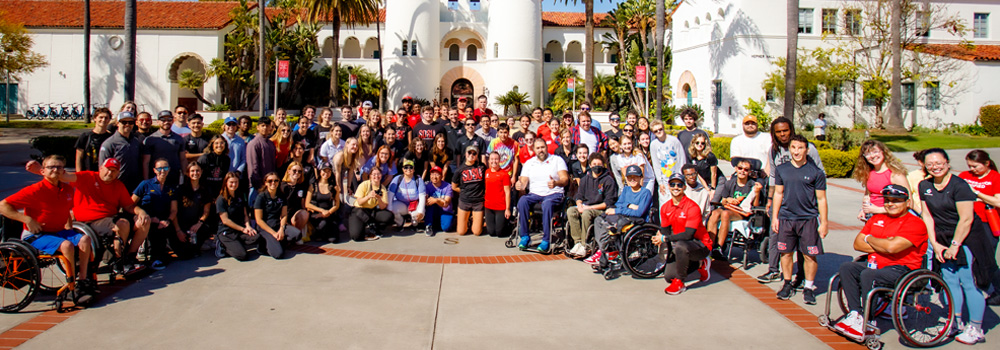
top-left (486, 0), bottom-right (542, 112)
top-left (383, 0), bottom-right (441, 106)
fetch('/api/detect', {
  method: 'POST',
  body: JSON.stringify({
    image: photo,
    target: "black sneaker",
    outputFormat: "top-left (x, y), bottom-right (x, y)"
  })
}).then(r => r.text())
top-left (791, 274), bottom-right (805, 291)
top-left (777, 280), bottom-right (795, 300)
top-left (803, 287), bottom-right (817, 305)
top-left (987, 292), bottom-right (1000, 306)
top-left (756, 271), bottom-right (782, 284)
top-left (710, 248), bottom-right (727, 261)
top-left (74, 279), bottom-right (96, 306)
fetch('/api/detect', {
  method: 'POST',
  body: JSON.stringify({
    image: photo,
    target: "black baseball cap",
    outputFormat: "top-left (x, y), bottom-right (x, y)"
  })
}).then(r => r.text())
top-left (881, 184), bottom-right (910, 199)
top-left (625, 165), bottom-right (643, 178)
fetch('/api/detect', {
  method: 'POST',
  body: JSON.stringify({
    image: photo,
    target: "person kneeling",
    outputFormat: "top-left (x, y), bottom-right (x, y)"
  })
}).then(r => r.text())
top-left (833, 185), bottom-right (927, 341)
top-left (253, 172), bottom-right (302, 259)
top-left (349, 167), bottom-right (394, 241)
top-left (584, 165), bottom-right (652, 265)
top-left (653, 173), bottom-right (714, 295)
top-left (388, 159), bottom-right (426, 233)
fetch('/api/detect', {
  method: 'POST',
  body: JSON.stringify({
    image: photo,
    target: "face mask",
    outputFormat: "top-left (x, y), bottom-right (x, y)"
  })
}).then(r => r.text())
top-left (590, 166), bottom-right (605, 175)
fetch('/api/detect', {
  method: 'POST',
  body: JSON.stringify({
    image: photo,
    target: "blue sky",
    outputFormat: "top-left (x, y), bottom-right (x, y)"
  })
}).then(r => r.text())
top-left (543, 1), bottom-right (620, 13)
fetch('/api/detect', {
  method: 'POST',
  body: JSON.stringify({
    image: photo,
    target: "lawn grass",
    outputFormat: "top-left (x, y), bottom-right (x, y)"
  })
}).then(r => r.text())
top-left (0, 120), bottom-right (91, 130)
top-left (872, 132), bottom-right (1000, 152)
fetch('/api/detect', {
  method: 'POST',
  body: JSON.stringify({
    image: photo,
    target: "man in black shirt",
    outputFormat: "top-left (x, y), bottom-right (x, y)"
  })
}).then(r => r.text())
top-left (413, 106), bottom-right (446, 145)
top-left (99, 111), bottom-right (144, 191)
top-left (604, 112), bottom-right (623, 141)
top-left (75, 108), bottom-right (114, 172)
top-left (338, 105), bottom-right (361, 140)
top-left (676, 107), bottom-right (709, 161)
top-left (375, 125), bottom-right (408, 159)
top-left (135, 111), bottom-right (155, 142)
top-left (183, 114), bottom-right (210, 162)
top-left (142, 111), bottom-right (187, 186)
top-left (454, 118), bottom-right (487, 164)
top-left (565, 152), bottom-right (618, 257)
top-left (442, 108), bottom-right (464, 150)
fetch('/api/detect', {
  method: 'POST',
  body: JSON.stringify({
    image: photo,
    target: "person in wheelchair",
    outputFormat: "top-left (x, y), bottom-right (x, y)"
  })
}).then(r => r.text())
top-left (706, 158), bottom-right (762, 260)
top-left (0, 155), bottom-right (96, 304)
top-left (515, 138), bottom-right (570, 253)
top-left (565, 152), bottom-right (618, 258)
top-left (651, 173), bottom-right (713, 295)
top-left (833, 184), bottom-right (928, 342)
top-left (24, 157), bottom-right (152, 276)
top-left (584, 165), bottom-right (652, 265)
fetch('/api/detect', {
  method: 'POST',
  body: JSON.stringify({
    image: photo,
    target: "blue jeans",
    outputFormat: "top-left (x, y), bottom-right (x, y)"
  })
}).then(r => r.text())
top-left (426, 205), bottom-right (455, 232)
top-left (941, 246), bottom-right (986, 325)
top-left (516, 192), bottom-right (563, 242)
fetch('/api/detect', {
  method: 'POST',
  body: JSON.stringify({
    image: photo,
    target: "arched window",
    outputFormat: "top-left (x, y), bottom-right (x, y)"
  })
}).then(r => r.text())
top-left (449, 44), bottom-right (460, 61)
top-left (342, 37), bottom-right (361, 59)
top-left (411, 40), bottom-right (418, 57)
top-left (494, 43), bottom-right (498, 58)
top-left (544, 41), bottom-right (563, 63)
top-left (467, 45), bottom-right (478, 61)
top-left (402, 40), bottom-right (409, 56)
top-left (565, 41), bottom-right (583, 62)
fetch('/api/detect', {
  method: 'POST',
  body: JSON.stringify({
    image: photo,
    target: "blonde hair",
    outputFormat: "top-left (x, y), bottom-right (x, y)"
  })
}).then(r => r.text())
top-left (270, 122), bottom-right (292, 145)
top-left (687, 133), bottom-right (713, 160)
top-left (282, 161), bottom-right (305, 185)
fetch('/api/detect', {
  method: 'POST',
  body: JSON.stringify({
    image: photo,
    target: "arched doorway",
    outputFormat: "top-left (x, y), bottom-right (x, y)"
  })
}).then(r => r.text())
top-left (682, 84), bottom-right (693, 106)
top-left (168, 53), bottom-right (208, 112)
top-left (451, 79), bottom-right (474, 104)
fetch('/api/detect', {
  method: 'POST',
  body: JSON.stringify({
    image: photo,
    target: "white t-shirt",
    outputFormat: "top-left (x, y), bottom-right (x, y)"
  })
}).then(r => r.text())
top-left (578, 127), bottom-right (598, 155)
top-left (813, 118), bottom-right (827, 136)
top-left (318, 138), bottom-right (345, 168)
top-left (729, 132), bottom-right (771, 166)
top-left (521, 155), bottom-right (568, 197)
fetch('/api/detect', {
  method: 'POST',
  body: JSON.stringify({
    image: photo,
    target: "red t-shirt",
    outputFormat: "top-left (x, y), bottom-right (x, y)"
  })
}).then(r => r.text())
top-left (72, 171), bottom-right (135, 222)
top-left (474, 108), bottom-right (492, 122)
top-left (659, 196), bottom-right (712, 249)
top-left (861, 212), bottom-right (928, 270)
top-left (4, 179), bottom-right (75, 232)
top-left (484, 169), bottom-right (511, 211)
top-left (407, 114), bottom-right (421, 129)
top-left (959, 170), bottom-right (1000, 222)
top-left (517, 144), bottom-right (536, 165)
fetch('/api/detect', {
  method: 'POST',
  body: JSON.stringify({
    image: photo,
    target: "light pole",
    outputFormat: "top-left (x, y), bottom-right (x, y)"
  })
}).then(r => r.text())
top-left (273, 46), bottom-right (280, 116)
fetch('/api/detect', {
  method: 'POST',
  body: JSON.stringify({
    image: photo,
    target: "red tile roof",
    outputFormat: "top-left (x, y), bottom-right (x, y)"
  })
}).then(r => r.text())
top-left (906, 44), bottom-right (1000, 62)
top-left (0, 0), bottom-right (243, 30)
top-left (542, 11), bottom-right (609, 27)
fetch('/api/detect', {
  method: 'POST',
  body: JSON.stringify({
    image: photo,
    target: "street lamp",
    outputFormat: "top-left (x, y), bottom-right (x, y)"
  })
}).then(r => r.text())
top-left (273, 46), bottom-right (280, 115)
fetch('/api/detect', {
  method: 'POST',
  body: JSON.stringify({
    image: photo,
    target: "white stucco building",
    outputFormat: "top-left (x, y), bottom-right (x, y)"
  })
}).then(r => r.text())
top-left (671, 0), bottom-right (1000, 134)
top-left (0, 0), bottom-right (615, 117)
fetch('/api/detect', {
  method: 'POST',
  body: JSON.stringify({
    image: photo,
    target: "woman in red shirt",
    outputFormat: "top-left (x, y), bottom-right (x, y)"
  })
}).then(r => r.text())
top-left (484, 152), bottom-right (512, 237)
top-left (959, 150), bottom-right (1000, 232)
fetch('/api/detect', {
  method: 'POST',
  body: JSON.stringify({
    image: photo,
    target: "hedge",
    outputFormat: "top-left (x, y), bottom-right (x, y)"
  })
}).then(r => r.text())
top-left (818, 148), bottom-right (859, 178)
top-left (711, 137), bottom-right (732, 161)
top-left (30, 136), bottom-right (78, 166)
top-left (981, 105), bottom-right (1000, 137)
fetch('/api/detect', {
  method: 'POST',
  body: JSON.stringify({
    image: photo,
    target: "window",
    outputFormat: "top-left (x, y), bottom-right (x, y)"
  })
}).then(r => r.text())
top-left (544, 53), bottom-right (552, 62)
top-left (926, 82), bottom-right (940, 110)
top-left (901, 83), bottom-right (915, 109)
top-left (470, 0), bottom-right (481, 11)
top-left (799, 8), bottom-right (814, 34)
top-left (467, 45), bottom-right (478, 61)
top-left (494, 43), bottom-right (498, 58)
top-left (826, 84), bottom-right (842, 106)
top-left (915, 11), bottom-right (930, 37)
top-left (411, 41), bottom-right (418, 57)
top-left (845, 9), bottom-right (862, 36)
top-left (766, 88), bottom-right (776, 102)
top-left (609, 53), bottom-right (618, 64)
top-left (449, 44), bottom-right (460, 61)
top-left (402, 40), bottom-right (408, 56)
top-left (802, 88), bottom-right (818, 105)
top-left (713, 80), bottom-right (722, 107)
top-left (822, 9), bottom-right (837, 34)
top-left (863, 81), bottom-right (878, 107)
top-left (975, 13), bottom-right (990, 38)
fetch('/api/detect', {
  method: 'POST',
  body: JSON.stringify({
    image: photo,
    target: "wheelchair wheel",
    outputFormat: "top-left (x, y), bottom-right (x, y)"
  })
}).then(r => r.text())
top-left (891, 270), bottom-right (953, 348)
top-left (757, 235), bottom-right (769, 262)
top-left (37, 257), bottom-right (68, 293)
top-left (0, 242), bottom-right (41, 313)
top-left (836, 283), bottom-right (890, 320)
top-left (621, 225), bottom-right (664, 279)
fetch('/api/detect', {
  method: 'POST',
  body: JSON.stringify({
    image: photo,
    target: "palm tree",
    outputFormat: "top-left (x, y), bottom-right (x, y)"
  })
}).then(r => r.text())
top-left (886, 0), bottom-right (904, 132)
top-left (178, 69), bottom-right (214, 108)
top-left (124, 0), bottom-right (136, 101)
top-left (548, 66), bottom-right (581, 97)
top-left (557, 1), bottom-right (601, 106)
top-left (301, 0), bottom-right (383, 107)
top-left (784, 0), bottom-right (798, 119)
top-left (495, 90), bottom-right (532, 116)
top-left (592, 72), bottom-right (615, 110)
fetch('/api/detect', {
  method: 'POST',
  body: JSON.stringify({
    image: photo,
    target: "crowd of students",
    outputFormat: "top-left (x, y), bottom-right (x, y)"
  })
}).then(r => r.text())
top-left (2, 96), bottom-right (998, 344)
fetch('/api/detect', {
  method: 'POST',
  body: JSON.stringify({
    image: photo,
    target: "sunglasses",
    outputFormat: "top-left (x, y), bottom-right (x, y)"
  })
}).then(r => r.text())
top-left (694, 142), bottom-right (706, 145)
top-left (266, 179), bottom-right (279, 184)
top-left (467, 151), bottom-right (478, 155)
top-left (582, 107), bottom-right (591, 111)
top-left (119, 121), bottom-right (135, 125)
top-left (736, 166), bottom-right (751, 171)
top-left (610, 118), bottom-right (620, 122)
top-left (884, 198), bottom-right (907, 203)
top-left (155, 167), bottom-right (170, 172)
top-left (465, 123), bottom-right (476, 126)
top-left (668, 182), bottom-right (685, 188)
top-left (291, 169), bottom-right (303, 173)
top-left (652, 128), bottom-right (664, 133)
top-left (623, 129), bottom-right (634, 132)
top-left (44, 165), bottom-right (65, 171)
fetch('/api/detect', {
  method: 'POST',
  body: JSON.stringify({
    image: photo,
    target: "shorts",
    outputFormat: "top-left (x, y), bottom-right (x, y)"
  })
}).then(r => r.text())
top-left (83, 217), bottom-right (119, 238)
top-left (24, 229), bottom-right (84, 255)
top-left (458, 200), bottom-right (484, 212)
top-left (776, 217), bottom-right (824, 256)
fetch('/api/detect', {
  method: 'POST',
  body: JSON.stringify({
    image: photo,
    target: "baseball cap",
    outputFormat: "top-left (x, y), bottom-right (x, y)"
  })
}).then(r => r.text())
top-left (101, 158), bottom-right (121, 170)
top-left (881, 184), bottom-right (910, 199)
top-left (258, 116), bottom-right (271, 125)
top-left (625, 165), bottom-right (643, 178)
top-left (117, 111), bottom-right (135, 121)
top-left (317, 162), bottom-right (332, 170)
top-left (362, 101), bottom-right (373, 108)
top-left (458, 97), bottom-right (467, 102)
top-left (401, 159), bottom-right (415, 168)
top-left (742, 115), bottom-right (758, 124)
top-left (465, 145), bottom-right (480, 154)
top-left (430, 166), bottom-right (443, 174)
top-left (157, 110), bottom-right (173, 119)
top-left (668, 173), bottom-right (685, 183)
top-left (224, 116), bottom-right (238, 125)
top-left (402, 95), bottom-right (413, 102)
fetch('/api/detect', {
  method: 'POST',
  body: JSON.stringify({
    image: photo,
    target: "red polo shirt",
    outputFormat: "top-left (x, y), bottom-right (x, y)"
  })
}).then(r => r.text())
top-left (4, 179), bottom-right (75, 232)
top-left (72, 171), bottom-right (134, 222)
top-left (861, 212), bottom-right (928, 270)
top-left (660, 196), bottom-right (712, 249)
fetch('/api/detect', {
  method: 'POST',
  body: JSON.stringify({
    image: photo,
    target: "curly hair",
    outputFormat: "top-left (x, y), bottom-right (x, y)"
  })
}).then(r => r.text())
top-left (852, 140), bottom-right (907, 185)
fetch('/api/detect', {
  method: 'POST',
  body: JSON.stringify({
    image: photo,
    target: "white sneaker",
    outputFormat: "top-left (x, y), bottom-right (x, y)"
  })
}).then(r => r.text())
top-left (955, 325), bottom-right (985, 345)
top-left (570, 243), bottom-right (584, 257)
top-left (834, 311), bottom-right (863, 338)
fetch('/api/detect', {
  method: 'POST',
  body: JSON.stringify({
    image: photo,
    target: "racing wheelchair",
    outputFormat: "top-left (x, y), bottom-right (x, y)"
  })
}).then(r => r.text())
top-left (817, 255), bottom-right (954, 350)
top-left (716, 157), bottom-right (770, 269)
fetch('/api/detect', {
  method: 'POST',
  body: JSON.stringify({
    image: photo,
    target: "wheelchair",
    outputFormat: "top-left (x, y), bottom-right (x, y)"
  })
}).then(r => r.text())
top-left (716, 157), bottom-right (770, 269)
top-left (1, 239), bottom-right (80, 313)
top-left (505, 200), bottom-right (568, 254)
top-left (591, 221), bottom-right (666, 280)
top-left (817, 255), bottom-right (954, 350)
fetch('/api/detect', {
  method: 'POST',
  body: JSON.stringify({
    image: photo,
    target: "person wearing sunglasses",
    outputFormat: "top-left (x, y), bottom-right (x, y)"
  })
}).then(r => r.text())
top-left (454, 145), bottom-right (488, 236)
top-left (170, 105), bottom-right (192, 137)
top-left (687, 133), bottom-right (722, 191)
top-left (281, 161), bottom-right (313, 242)
top-left (270, 121), bottom-right (295, 167)
top-left (99, 111), bottom-right (144, 192)
top-left (132, 158), bottom-right (181, 270)
top-left (142, 110), bottom-right (187, 187)
top-left (253, 172), bottom-right (301, 259)
top-left (676, 107), bottom-right (709, 161)
top-left (652, 173), bottom-right (714, 295)
top-left (648, 119), bottom-right (687, 206)
top-left (389, 159), bottom-right (428, 234)
top-left (454, 118), bottom-right (487, 165)
top-left (605, 112), bottom-right (623, 141)
top-left (706, 158), bottom-right (762, 260)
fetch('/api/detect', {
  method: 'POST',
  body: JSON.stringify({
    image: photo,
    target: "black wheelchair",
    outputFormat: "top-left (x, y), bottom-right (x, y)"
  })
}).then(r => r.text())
top-left (590, 220), bottom-right (665, 280)
top-left (505, 201), bottom-right (568, 254)
top-left (716, 157), bottom-right (770, 269)
top-left (817, 255), bottom-right (955, 350)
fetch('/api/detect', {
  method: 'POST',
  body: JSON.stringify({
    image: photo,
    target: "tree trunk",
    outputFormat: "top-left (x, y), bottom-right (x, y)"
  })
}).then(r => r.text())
top-left (329, 12), bottom-right (342, 107)
top-left (784, 0), bottom-right (798, 120)
top-left (84, 0), bottom-right (91, 123)
top-left (886, 0), bottom-right (905, 132)
top-left (376, 15), bottom-right (385, 111)
top-left (655, 0), bottom-right (665, 121)
top-left (123, 0), bottom-right (136, 101)
top-left (259, 1), bottom-right (267, 116)
top-left (584, 0), bottom-right (595, 106)
top-left (192, 89), bottom-right (213, 108)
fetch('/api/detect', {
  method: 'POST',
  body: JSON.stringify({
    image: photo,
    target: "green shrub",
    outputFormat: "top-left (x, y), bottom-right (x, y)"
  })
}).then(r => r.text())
top-left (818, 148), bottom-right (859, 178)
top-left (30, 136), bottom-right (78, 166)
top-left (711, 137), bottom-right (732, 161)
top-left (825, 126), bottom-right (866, 151)
top-left (204, 115), bottom-right (300, 138)
top-left (979, 105), bottom-right (1000, 136)
top-left (813, 140), bottom-right (832, 150)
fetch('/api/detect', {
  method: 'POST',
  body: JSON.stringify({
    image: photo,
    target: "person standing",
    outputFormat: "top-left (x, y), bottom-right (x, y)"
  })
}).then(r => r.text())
top-left (170, 105), bottom-right (191, 137)
top-left (413, 106), bottom-right (446, 146)
top-left (771, 135), bottom-right (829, 305)
top-left (453, 145), bottom-right (487, 237)
top-left (568, 112), bottom-right (607, 156)
top-left (99, 111), bottom-right (143, 191)
top-left (813, 113), bottom-right (827, 141)
top-left (237, 115), bottom-right (254, 143)
top-left (676, 107), bottom-right (709, 161)
top-left (183, 113), bottom-right (210, 162)
top-left (958, 150), bottom-right (1000, 306)
top-left (246, 116), bottom-right (277, 203)
top-left (221, 116), bottom-right (247, 177)
top-left (649, 120), bottom-right (688, 206)
top-left (135, 111), bottom-right (155, 140)
top-left (75, 107), bottom-right (114, 172)
top-left (142, 110), bottom-right (187, 187)
top-left (729, 115), bottom-right (771, 172)
top-left (604, 112), bottom-right (623, 141)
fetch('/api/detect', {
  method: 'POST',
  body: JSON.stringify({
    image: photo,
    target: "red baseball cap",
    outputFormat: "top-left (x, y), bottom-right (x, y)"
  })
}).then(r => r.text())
top-left (102, 158), bottom-right (121, 170)
top-left (430, 166), bottom-right (443, 174)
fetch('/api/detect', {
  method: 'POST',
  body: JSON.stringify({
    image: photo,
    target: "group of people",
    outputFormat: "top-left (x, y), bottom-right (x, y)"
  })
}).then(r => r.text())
top-left (2, 96), bottom-right (998, 346)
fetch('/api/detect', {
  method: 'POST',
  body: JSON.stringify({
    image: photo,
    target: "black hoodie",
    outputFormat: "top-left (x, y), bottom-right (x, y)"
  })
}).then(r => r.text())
top-left (575, 168), bottom-right (619, 207)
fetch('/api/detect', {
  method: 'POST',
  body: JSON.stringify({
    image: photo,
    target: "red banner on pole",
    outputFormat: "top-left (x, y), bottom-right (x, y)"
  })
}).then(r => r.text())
top-left (349, 74), bottom-right (358, 89)
top-left (635, 66), bottom-right (647, 88)
top-left (277, 60), bottom-right (290, 83)
top-left (567, 78), bottom-right (575, 92)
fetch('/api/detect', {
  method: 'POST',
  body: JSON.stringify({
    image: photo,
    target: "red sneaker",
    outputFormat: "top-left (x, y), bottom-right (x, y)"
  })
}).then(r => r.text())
top-left (584, 251), bottom-right (602, 265)
top-left (605, 251), bottom-right (619, 262)
top-left (698, 257), bottom-right (711, 282)
top-left (664, 279), bottom-right (686, 295)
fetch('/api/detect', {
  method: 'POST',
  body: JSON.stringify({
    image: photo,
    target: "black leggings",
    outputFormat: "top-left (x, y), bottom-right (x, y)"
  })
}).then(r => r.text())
top-left (218, 231), bottom-right (260, 261)
top-left (485, 209), bottom-right (508, 237)
top-left (348, 207), bottom-right (394, 241)
top-left (148, 224), bottom-right (196, 261)
top-left (309, 213), bottom-right (340, 241)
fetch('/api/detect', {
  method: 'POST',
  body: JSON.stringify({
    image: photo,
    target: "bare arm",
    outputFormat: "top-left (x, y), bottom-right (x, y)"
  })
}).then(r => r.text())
top-left (817, 190), bottom-right (828, 238)
top-left (921, 200), bottom-right (946, 263)
top-left (25, 160), bottom-right (77, 182)
top-left (75, 149), bottom-right (85, 173)
top-left (255, 209), bottom-right (278, 236)
top-left (770, 185), bottom-right (784, 233)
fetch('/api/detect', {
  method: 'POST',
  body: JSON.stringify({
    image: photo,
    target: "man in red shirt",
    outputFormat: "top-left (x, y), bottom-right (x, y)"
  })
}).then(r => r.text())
top-left (0, 155), bottom-right (96, 304)
top-left (473, 95), bottom-right (493, 123)
top-left (26, 158), bottom-right (151, 276)
top-left (653, 173), bottom-right (713, 295)
top-left (833, 184), bottom-right (928, 340)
